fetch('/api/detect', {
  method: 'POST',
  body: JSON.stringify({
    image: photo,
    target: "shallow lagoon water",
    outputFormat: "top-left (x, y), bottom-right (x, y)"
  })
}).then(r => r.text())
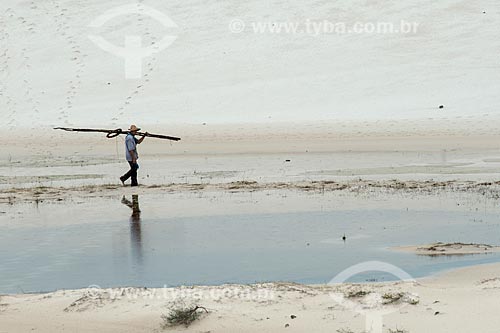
top-left (1, 192), bottom-right (500, 293)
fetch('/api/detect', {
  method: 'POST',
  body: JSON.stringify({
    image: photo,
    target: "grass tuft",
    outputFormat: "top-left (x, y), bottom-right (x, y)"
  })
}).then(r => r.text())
top-left (161, 305), bottom-right (208, 328)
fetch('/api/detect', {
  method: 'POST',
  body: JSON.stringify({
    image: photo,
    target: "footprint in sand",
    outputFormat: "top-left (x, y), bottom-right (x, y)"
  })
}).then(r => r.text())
top-left (111, 13), bottom-right (160, 123)
top-left (48, 0), bottom-right (87, 124)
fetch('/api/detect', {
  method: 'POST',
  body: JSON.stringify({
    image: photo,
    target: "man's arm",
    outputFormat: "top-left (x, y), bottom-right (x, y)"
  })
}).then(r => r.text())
top-left (137, 132), bottom-right (149, 144)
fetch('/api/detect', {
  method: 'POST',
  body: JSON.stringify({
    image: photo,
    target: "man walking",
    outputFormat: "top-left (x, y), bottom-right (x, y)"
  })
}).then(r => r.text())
top-left (120, 125), bottom-right (147, 187)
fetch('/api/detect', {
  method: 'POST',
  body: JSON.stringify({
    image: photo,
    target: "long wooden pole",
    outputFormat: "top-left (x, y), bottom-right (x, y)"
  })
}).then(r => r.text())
top-left (54, 127), bottom-right (181, 141)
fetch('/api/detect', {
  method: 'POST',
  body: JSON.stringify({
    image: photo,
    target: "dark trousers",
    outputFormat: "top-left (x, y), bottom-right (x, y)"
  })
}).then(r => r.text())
top-left (121, 161), bottom-right (139, 186)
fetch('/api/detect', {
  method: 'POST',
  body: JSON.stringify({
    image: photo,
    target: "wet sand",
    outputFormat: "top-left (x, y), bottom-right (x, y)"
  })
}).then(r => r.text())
top-left (4, 120), bottom-right (500, 191)
top-left (1, 178), bottom-right (500, 205)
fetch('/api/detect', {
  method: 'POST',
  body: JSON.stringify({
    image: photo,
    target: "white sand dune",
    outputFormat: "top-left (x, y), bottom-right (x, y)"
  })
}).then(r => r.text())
top-left (0, 0), bottom-right (499, 129)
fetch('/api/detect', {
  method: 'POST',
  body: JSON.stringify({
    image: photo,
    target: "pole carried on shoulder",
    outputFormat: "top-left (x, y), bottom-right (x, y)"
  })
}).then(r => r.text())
top-left (54, 127), bottom-right (181, 141)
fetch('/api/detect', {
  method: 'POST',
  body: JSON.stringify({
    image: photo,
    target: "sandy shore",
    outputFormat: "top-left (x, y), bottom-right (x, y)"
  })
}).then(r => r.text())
top-left (1, 262), bottom-right (499, 332)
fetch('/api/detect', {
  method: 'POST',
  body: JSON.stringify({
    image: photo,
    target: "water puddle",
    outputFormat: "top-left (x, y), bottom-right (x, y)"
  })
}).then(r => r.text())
top-left (1, 191), bottom-right (500, 293)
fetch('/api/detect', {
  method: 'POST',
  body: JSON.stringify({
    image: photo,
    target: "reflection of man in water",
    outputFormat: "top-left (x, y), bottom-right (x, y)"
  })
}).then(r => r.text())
top-left (122, 195), bottom-right (141, 222)
top-left (121, 195), bottom-right (142, 265)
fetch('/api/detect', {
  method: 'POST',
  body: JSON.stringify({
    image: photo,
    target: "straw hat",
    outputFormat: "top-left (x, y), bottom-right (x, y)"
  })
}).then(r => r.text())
top-left (129, 125), bottom-right (141, 131)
